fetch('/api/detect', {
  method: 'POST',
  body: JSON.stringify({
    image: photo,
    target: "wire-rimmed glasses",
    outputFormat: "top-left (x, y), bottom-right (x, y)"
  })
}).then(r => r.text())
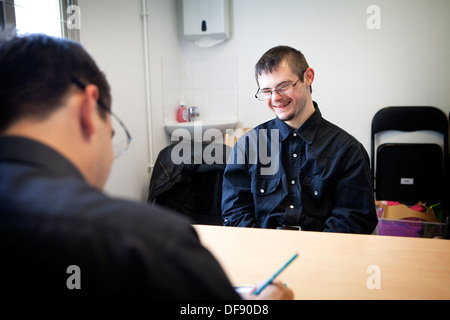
top-left (255, 69), bottom-right (309, 101)
top-left (71, 77), bottom-right (132, 158)
top-left (255, 79), bottom-right (301, 101)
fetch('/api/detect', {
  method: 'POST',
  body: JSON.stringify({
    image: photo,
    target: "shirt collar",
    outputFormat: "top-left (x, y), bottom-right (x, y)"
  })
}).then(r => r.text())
top-left (0, 136), bottom-right (84, 180)
top-left (276, 101), bottom-right (322, 144)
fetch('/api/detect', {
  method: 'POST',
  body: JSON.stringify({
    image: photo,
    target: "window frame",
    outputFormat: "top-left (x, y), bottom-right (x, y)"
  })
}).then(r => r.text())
top-left (60, 0), bottom-right (79, 41)
top-left (0, 0), bottom-right (16, 31)
top-left (0, 0), bottom-right (79, 41)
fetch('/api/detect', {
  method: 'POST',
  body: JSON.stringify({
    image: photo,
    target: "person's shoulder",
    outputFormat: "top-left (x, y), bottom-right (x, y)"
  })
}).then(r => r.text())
top-left (318, 116), bottom-right (362, 148)
top-left (254, 118), bottom-right (277, 130)
top-left (234, 118), bottom-right (277, 145)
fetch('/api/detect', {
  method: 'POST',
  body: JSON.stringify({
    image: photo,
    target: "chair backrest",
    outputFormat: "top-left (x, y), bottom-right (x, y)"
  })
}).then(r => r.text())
top-left (371, 106), bottom-right (449, 181)
top-left (370, 106), bottom-right (449, 206)
top-left (371, 106), bottom-right (448, 135)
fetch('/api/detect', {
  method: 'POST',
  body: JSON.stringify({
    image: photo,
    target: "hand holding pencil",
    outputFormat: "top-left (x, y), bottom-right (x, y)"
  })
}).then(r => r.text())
top-left (242, 253), bottom-right (297, 300)
top-left (244, 279), bottom-right (294, 300)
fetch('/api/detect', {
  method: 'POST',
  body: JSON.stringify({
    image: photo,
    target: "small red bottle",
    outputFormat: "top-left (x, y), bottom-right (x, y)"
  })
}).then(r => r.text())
top-left (177, 100), bottom-right (187, 122)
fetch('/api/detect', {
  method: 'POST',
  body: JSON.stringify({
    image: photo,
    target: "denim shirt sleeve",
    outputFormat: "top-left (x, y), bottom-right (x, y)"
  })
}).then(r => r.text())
top-left (294, 122), bottom-right (378, 234)
top-left (221, 136), bottom-right (257, 227)
top-left (323, 143), bottom-right (378, 233)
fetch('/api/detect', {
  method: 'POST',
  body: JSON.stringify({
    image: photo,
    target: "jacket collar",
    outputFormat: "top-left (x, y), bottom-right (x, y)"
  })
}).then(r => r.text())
top-left (276, 101), bottom-right (322, 144)
top-left (0, 136), bottom-right (84, 180)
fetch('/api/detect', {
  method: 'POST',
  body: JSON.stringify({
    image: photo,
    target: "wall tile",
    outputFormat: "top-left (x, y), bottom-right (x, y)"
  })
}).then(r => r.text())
top-left (162, 57), bottom-right (238, 123)
top-left (208, 89), bottom-right (237, 120)
top-left (207, 57), bottom-right (237, 89)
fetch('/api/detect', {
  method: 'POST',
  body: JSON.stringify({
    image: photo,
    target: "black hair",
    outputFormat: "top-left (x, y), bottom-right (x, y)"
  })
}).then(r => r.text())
top-left (0, 33), bottom-right (111, 132)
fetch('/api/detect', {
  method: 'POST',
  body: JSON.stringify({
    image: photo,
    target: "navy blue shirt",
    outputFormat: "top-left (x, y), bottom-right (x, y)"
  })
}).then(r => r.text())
top-left (222, 102), bottom-right (377, 233)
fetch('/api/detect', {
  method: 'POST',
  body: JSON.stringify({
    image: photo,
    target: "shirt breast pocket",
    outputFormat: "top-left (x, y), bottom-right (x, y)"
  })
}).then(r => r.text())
top-left (251, 175), bottom-right (285, 218)
top-left (301, 175), bottom-right (333, 201)
top-left (300, 175), bottom-right (333, 217)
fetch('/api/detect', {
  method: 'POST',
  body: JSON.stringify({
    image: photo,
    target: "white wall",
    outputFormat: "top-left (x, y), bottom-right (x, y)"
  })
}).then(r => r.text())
top-left (78, 0), bottom-right (450, 202)
top-left (78, 0), bottom-right (183, 201)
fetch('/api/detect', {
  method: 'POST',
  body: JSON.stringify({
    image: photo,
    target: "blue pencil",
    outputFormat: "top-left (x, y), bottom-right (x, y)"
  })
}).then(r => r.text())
top-left (253, 252), bottom-right (299, 295)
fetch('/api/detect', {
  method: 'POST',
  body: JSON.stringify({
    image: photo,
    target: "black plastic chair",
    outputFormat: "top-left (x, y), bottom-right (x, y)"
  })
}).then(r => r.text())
top-left (370, 107), bottom-right (448, 217)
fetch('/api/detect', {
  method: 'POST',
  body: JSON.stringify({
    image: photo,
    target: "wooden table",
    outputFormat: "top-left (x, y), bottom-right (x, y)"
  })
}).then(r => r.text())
top-left (193, 225), bottom-right (450, 300)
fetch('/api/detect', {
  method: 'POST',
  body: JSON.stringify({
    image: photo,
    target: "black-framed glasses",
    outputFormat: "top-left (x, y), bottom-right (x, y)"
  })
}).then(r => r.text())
top-left (71, 77), bottom-right (132, 158)
top-left (255, 79), bottom-right (301, 101)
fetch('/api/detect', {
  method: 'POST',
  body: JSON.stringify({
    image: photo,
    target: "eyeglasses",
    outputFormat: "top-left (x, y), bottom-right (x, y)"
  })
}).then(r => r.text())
top-left (255, 79), bottom-right (301, 101)
top-left (255, 68), bottom-right (308, 101)
top-left (71, 77), bottom-right (132, 158)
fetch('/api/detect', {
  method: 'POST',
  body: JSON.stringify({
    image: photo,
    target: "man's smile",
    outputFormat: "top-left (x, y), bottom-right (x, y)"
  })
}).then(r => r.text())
top-left (273, 101), bottom-right (291, 109)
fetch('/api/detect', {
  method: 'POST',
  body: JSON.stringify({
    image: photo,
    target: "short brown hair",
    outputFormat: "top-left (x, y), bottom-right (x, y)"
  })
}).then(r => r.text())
top-left (255, 45), bottom-right (311, 92)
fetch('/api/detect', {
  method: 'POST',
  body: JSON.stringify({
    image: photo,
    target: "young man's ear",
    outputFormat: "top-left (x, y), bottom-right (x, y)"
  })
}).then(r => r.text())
top-left (79, 84), bottom-right (100, 140)
top-left (304, 68), bottom-right (315, 87)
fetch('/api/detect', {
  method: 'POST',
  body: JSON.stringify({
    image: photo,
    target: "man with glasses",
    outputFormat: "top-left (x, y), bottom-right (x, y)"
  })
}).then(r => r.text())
top-left (0, 33), bottom-right (293, 300)
top-left (222, 46), bottom-right (377, 233)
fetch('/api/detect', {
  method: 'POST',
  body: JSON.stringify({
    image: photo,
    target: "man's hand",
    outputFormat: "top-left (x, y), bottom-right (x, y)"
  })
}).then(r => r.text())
top-left (241, 280), bottom-right (294, 300)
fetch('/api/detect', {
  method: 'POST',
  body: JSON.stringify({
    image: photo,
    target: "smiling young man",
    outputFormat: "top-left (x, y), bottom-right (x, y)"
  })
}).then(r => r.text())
top-left (222, 45), bottom-right (378, 233)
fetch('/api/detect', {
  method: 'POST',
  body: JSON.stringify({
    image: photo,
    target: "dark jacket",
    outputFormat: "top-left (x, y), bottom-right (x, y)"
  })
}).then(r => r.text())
top-left (148, 142), bottom-right (230, 225)
top-left (0, 136), bottom-right (239, 299)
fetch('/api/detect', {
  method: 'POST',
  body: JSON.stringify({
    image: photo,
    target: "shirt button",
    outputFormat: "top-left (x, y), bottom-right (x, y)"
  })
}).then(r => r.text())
top-left (292, 153), bottom-right (298, 158)
top-left (314, 190), bottom-right (318, 196)
top-left (290, 205), bottom-right (294, 209)
top-left (260, 188), bottom-right (265, 194)
top-left (291, 180), bottom-right (295, 185)
top-left (293, 132), bottom-right (297, 137)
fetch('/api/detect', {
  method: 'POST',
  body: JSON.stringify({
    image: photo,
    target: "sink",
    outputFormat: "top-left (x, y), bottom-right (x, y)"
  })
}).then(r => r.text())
top-left (164, 119), bottom-right (238, 142)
